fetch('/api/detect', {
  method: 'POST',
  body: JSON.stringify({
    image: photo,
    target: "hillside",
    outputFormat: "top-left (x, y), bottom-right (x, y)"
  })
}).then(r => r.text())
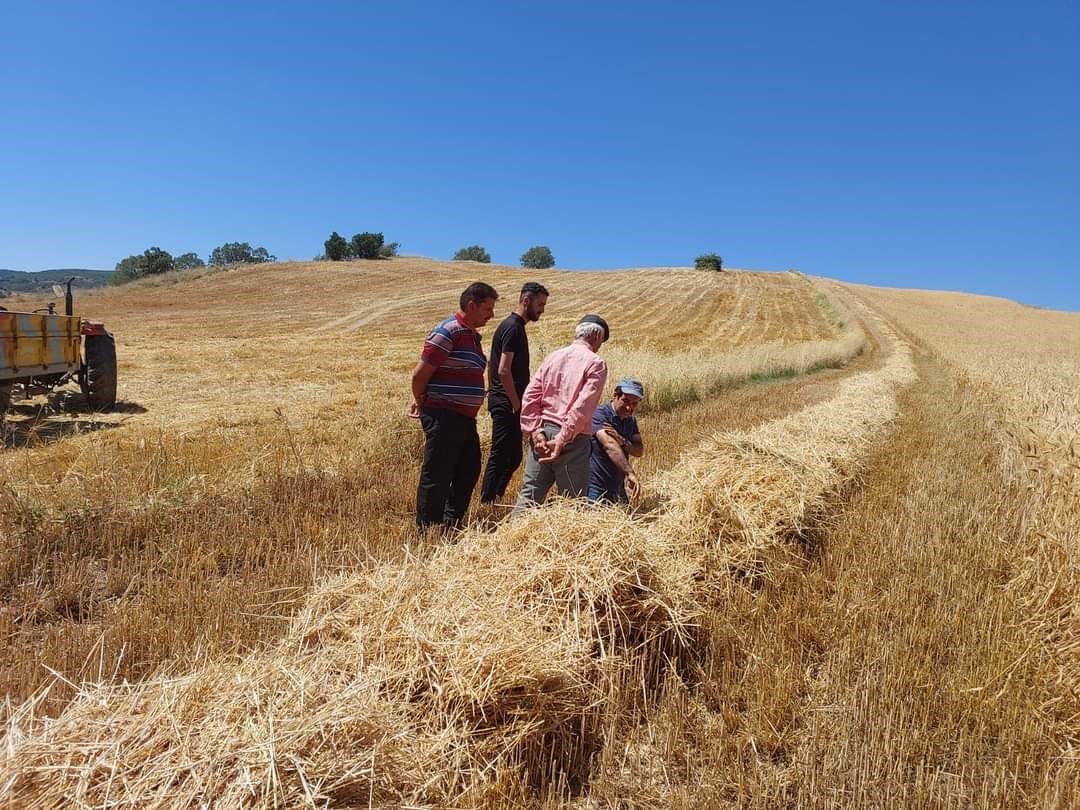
top-left (0, 267), bottom-right (112, 296)
top-left (1, 259), bottom-right (1076, 807)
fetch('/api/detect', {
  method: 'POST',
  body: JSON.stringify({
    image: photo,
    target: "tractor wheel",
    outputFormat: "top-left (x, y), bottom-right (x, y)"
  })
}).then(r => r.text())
top-left (82, 333), bottom-right (117, 411)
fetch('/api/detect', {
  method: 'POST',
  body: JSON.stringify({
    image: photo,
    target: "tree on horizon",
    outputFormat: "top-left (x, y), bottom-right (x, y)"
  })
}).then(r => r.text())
top-left (520, 245), bottom-right (555, 269)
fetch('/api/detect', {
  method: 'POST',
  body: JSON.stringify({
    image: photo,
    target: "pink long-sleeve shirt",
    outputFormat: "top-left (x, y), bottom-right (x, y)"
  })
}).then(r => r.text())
top-left (519, 338), bottom-right (608, 446)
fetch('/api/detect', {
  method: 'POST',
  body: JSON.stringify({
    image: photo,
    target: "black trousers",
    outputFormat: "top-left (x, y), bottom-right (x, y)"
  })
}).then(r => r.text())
top-left (480, 405), bottom-right (524, 503)
top-left (416, 408), bottom-right (481, 529)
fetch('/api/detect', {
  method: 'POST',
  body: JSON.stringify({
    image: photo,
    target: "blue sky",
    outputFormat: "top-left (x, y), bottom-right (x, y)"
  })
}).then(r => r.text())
top-left (2, 1), bottom-right (1077, 309)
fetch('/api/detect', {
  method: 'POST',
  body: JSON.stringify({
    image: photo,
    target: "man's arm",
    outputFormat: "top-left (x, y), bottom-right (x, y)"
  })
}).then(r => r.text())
top-left (518, 366), bottom-right (544, 433)
top-left (602, 425), bottom-right (644, 457)
top-left (518, 365), bottom-right (550, 455)
top-left (595, 429), bottom-right (633, 474)
top-left (595, 429), bottom-right (641, 501)
top-left (410, 360), bottom-right (437, 416)
top-left (497, 351), bottom-right (521, 412)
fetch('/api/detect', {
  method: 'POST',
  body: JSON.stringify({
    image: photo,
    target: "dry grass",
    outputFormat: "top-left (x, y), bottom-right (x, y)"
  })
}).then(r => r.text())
top-left (2, 261), bottom-right (1074, 807)
top-left (0, 295), bottom-right (903, 807)
top-left (581, 352), bottom-right (1073, 808)
top-left (852, 285), bottom-right (1080, 804)
top-left (0, 259), bottom-right (854, 715)
top-left (2, 507), bottom-right (701, 807)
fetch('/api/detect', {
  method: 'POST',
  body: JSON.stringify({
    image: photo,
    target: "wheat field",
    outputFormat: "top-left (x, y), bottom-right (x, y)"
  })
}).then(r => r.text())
top-left (1, 258), bottom-right (1075, 807)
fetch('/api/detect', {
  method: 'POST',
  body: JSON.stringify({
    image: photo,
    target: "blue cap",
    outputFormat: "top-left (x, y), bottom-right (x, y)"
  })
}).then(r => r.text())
top-left (615, 377), bottom-right (644, 399)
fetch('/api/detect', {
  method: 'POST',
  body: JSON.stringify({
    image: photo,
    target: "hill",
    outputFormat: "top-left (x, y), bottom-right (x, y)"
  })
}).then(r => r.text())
top-left (0, 267), bottom-right (113, 296)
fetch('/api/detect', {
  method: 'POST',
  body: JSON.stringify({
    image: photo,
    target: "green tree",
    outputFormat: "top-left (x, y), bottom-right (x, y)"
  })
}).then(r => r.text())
top-left (113, 255), bottom-right (143, 284)
top-left (141, 247), bottom-right (174, 275)
top-left (324, 231), bottom-right (349, 261)
top-left (112, 247), bottom-right (175, 284)
top-left (694, 253), bottom-right (724, 272)
top-left (379, 241), bottom-right (400, 258)
top-left (208, 242), bottom-right (276, 266)
top-left (349, 232), bottom-right (384, 260)
top-left (453, 245), bottom-right (492, 263)
top-left (174, 252), bottom-right (205, 270)
top-left (520, 245), bottom-right (555, 269)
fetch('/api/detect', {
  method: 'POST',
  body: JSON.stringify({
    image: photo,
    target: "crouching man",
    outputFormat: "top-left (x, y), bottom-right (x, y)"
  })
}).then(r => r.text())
top-left (588, 377), bottom-right (645, 504)
top-left (512, 315), bottom-right (609, 516)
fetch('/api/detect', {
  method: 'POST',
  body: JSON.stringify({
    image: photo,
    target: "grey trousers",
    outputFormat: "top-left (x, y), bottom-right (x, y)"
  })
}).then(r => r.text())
top-left (512, 424), bottom-right (591, 517)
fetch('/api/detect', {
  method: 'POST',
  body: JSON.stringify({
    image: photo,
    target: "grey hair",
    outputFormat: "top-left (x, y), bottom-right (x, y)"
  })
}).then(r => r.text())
top-left (575, 321), bottom-right (605, 342)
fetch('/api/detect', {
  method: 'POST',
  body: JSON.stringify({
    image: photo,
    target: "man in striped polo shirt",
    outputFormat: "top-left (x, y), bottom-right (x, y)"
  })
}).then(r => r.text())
top-left (410, 281), bottom-right (499, 530)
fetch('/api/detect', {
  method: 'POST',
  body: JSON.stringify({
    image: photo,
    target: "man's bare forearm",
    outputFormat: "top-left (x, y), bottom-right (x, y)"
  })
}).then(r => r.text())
top-left (597, 432), bottom-right (634, 475)
top-left (411, 361), bottom-right (436, 408)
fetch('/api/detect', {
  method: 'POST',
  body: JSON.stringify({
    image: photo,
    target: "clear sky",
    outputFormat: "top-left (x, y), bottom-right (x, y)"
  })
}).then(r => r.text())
top-left (2, 1), bottom-right (1077, 309)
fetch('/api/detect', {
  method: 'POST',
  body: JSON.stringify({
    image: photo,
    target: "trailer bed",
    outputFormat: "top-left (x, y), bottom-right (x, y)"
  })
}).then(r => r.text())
top-left (0, 311), bottom-right (81, 382)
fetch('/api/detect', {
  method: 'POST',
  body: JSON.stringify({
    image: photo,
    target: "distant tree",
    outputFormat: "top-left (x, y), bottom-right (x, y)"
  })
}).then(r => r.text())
top-left (112, 247), bottom-right (175, 284)
top-left (113, 255), bottom-right (144, 284)
top-left (694, 253), bottom-right (724, 272)
top-left (174, 252), bottom-right (205, 270)
top-left (141, 247), bottom-right (175, 275)
top-left (379, 241), bottom-right (400, 258)
top-left (349, 232), bottom-right (384, 260)
top-left (324, 231), bottom-right (349, 261)
top-left (453, 245), bottom-right (492, 263)
top-left (208, 242), bottom-right (276, 266)
top-left (520, 245), bottom-right (555, 269)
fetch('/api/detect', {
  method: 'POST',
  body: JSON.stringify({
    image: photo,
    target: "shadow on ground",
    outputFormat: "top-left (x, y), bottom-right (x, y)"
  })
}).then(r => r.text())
top-left (1, 392), bottom-right (146, 449)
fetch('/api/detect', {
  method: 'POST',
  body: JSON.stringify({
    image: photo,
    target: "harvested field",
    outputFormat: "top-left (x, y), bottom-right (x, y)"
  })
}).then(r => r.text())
top-left (0, 259), bottom-right (862, 714)
top-left (2, 260), bottom-right (1076, 807)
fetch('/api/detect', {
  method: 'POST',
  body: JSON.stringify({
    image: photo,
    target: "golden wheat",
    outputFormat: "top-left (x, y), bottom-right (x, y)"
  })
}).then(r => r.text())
top-left (0, 298), bottom-right (906, 807)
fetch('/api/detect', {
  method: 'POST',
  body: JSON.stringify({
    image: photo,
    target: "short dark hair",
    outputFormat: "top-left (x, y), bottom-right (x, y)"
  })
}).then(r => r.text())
top-left (460, 281), bottom-right (498, 310)
top-left (520, 281), bottom-right (549, 301)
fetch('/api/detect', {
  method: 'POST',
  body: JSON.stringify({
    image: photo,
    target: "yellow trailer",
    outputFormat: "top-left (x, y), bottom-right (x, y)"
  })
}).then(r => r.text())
top-left (0, 311), bottom-right (82, 382)
top-left (0, 283), bottom-right (116, 423)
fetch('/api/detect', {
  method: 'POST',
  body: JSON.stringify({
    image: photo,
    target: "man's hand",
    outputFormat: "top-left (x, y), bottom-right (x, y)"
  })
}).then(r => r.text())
top-left (407, 401), bottom-right (422, 419)
top-left (531, 430), bottom-right (550, 457)
top-left (625, 471), bottom-right (641, 502)
top-left (538, 435), bottom-right (566, 463)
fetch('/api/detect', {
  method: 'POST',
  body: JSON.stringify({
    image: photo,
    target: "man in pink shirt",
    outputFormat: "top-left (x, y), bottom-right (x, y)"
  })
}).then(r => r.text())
top-left (512, 314), bottom-right (609, 516)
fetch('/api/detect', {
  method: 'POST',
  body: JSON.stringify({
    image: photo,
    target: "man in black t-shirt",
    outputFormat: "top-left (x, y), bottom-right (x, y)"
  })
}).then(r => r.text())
top-left (480, 281), bottom-right (549, 503)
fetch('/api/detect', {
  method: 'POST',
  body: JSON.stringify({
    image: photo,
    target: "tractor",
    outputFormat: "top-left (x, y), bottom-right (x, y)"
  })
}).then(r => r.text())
top-left (0, 279), bottom-right (117, 425)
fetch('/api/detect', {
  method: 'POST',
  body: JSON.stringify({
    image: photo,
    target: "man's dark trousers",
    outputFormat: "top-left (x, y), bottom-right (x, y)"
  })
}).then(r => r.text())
top-left (416, 408), bottom-right (481, 529)
top-left (480, 403), bottom-right (523, 502)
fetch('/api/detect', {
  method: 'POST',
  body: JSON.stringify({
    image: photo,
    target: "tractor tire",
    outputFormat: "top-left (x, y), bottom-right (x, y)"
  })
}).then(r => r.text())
top-left (82, 333), bottom-right (117, 411)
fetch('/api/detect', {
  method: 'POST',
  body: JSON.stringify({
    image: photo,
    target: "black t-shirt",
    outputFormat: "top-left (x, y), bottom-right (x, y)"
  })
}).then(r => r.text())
top-left (487, 313), bottom-right (530, 408)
